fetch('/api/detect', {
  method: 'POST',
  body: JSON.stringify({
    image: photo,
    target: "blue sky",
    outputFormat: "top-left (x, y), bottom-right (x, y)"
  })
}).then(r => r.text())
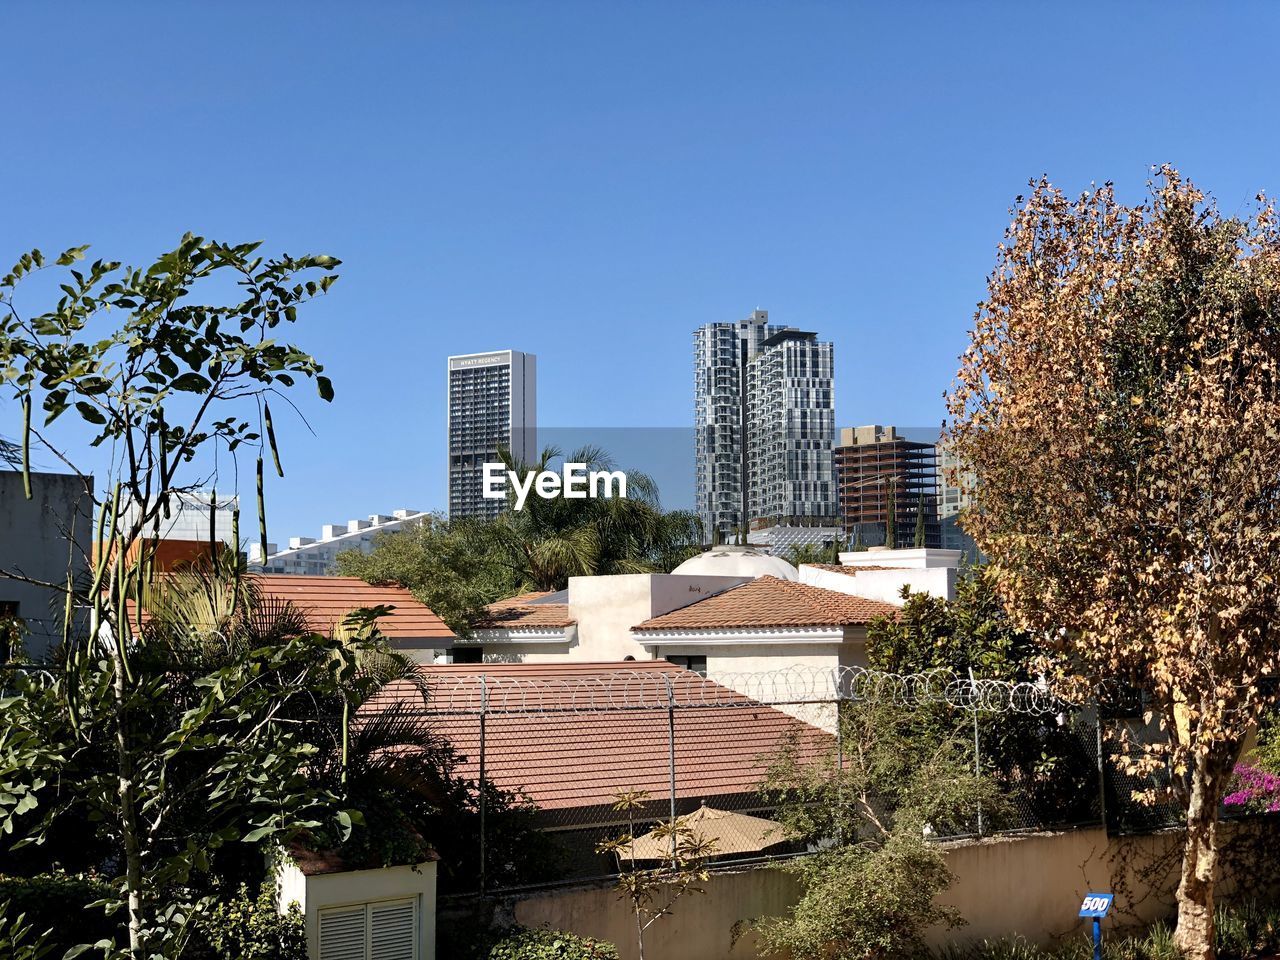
top-left (4, 2), bottom-right (1278, 540)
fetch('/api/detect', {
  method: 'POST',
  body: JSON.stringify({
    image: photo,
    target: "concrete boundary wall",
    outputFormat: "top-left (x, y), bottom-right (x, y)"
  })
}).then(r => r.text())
top-left (503, 821), bottom-right (1278, 960)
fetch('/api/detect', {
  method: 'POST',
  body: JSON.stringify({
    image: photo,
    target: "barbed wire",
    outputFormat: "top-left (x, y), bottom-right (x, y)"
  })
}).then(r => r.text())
top-left (2, 660), bottom-right (1073, 716)
top-left (415, 665), bottom-right (1070, 716)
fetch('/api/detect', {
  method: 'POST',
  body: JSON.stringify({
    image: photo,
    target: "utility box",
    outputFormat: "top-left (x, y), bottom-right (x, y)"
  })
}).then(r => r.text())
top-left (278, 855), bottom-right (438, 960)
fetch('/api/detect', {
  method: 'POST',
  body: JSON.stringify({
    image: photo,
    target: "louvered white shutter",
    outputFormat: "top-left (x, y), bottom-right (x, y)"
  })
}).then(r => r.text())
top-left (369, 898), bottom-right (417, 960)
top-left (319, 905), bottom-right (367, 960)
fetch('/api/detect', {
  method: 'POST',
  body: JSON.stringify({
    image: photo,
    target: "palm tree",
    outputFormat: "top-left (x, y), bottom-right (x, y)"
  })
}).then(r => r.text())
top-left (0, 437), bottom-right (19, 470)
top-left (140, 555), bottom-right (455, 870)
top-left (486, 445), bottom-right (703, 592)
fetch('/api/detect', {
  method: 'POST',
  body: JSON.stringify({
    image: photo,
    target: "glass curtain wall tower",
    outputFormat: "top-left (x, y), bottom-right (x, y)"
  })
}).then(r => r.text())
top-left (447, 350), bottom-right (537, 519)
top-left (694, 310), bottom-right (836, 542)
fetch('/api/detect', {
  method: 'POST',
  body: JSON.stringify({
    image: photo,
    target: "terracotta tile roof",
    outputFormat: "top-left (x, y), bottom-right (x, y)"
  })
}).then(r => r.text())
top-left (473, 592), bottom-right (575, 630)
top-left (255, 575), bottom-right (454, 641)
top-left (631, 575), bottom-right (898, 632)
top-left (124, 572), bottom-right (452, 643)
top-left (288, 841), bottom-right (439, 876)
top-left (365, 661), bottom-right (832, 814)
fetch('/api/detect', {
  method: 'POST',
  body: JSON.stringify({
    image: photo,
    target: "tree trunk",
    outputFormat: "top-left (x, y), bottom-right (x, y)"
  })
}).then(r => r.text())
top-left (1173, 750), bottom-right (1229, 960)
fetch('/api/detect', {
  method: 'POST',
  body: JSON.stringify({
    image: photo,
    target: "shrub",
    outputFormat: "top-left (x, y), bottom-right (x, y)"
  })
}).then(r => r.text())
top-left (939, 900), bottom-right (1280, 960)
top-left (0, 872), bottom-right (119, 958)
top-left (186, 884), bottom-right (306, 960)
top-left (1223, 765), bottom-right (1280, 814)
top-left (0, 900), bottom-right (54, 960)
top-left (488, 927), bottom-right (620, 960)
top-left (1214, 898), bottom-right (1280, 960)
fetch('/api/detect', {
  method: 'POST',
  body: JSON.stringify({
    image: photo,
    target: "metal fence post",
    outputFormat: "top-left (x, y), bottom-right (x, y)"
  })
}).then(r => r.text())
top-left (835, 694), bottom-right (845, 845)
top-left (1094, 704), bottom-right (1108, 831)
top-left (479, 674), bottom-right (488, 896)
top-left (968, 667), bottom-right (984, 836)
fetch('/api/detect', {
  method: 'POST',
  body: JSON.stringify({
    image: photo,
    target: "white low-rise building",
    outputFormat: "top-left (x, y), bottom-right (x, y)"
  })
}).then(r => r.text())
top-left (250, 510), bottom-right (428, 576)
top-left (447, 546), bottom-right (963, 678)
top-left (799, 546), bottom-right (962, 604)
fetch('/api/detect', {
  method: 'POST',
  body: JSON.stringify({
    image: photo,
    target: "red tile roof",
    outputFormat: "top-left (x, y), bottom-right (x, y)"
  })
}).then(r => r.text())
top-left (255, 575), bottom-right (453, 641)
top-left (631, 575), bottom-right (898, 632)
top-left (474, 592), bottom-right (575, 630)
top-left (365, 661), bottom-right (832, 814)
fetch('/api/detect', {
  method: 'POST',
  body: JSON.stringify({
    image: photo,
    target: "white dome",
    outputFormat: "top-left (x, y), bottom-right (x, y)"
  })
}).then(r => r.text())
top-left (672, 545), bottom-right (799, 581)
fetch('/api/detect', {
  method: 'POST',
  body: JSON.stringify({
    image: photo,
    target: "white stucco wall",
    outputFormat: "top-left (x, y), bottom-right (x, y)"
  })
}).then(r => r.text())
top-left (839, 547), bottom-right (963, 569)
top-left (564, 574), bottom-right (747, 661)
top-left (800, 563), bottom-right (956, 603)
top-left (278, 859), bottom-right (437, 960)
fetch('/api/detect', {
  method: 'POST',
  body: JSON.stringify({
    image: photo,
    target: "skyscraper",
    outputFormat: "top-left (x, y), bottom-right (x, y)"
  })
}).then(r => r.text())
top-left (834, 425), bottom-right (941, 549)
top-left (694, 310), bottom-right (836, 541)
top-left (937, 440), bottom-right (981, 560)
top-left (447, 350), bottom-right (537, 519)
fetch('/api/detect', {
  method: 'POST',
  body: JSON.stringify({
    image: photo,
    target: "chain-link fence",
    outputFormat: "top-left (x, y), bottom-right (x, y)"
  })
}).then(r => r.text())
top-left (384, 664), bottom-right (1131, 898)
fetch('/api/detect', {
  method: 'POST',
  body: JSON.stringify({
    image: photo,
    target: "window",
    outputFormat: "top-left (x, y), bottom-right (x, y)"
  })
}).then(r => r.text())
top-left (451, 646), bottom-right (483, 664)
top-left (665, 654), bottom-right (707, 675)
top-left (318, 898), bottom-right (416, 960)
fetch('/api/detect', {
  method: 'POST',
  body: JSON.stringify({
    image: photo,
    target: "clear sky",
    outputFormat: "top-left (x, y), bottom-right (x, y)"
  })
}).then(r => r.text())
top-left (4, 2), bottom-right (1278, 541)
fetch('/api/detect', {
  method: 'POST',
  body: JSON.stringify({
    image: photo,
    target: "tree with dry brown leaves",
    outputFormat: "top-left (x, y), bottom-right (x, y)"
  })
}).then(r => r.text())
top-left (947, 166), bottom-right (1280, 960)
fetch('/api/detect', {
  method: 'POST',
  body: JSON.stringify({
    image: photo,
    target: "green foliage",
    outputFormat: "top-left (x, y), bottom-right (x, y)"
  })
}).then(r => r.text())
top-left (941, 898), bottom-right (1280, 960)
top-left (1251, 712), bottom-right (1280, 775)
top-left (755, 699), bottom-right (1000, 960)
top-left (1, 630), bottom-right (363, 949)
top-left (757, 830), bottom-right (961, 960)
top-left (338, 446), bottom-right (704, 634)
top-left (0, 900), bottom-right (53, 960)
top-left (337, 514), bottom-right (514, 635)
top-left (762, 700), bottom-right (1003, 844)
top-left (596, 789), bottom-right (715, 960)
top-left (865, 567), bottom-right (1098, 826)
top-left (866, 566), bottom-right (1034, 680)
top-left (487, 927), bottom-right (620, 960)
top-left (1212, 898), bottom-right (1280, 960)
top-left (0, 235), bottom-right (341, 959)
top-left (186, 884), bottom-right (306, 960)
top-left (0, 873), bottom-right (118, 959)
top-left (787, 542), bottom-right (833, 566)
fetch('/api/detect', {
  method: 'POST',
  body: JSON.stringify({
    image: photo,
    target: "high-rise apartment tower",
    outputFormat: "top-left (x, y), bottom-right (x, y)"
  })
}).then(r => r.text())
top-left (834, 425), bottom-right (941, 549)
top-left (447, 350), bottom-right (537, 519)
top-left (693, 310), bottom-right (835, 541)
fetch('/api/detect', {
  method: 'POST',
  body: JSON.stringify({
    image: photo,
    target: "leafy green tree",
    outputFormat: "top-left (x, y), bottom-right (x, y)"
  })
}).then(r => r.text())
top-left (337, 514), bottom-right (515, 635)
top-left (0, 236), bottom-right (341, 959)
top-left (785, 542), bottom-right (827, 566)
top-left (489, 445), bottom-right (703, 591)
top-left (913, 493), bottom-right (927, 548)
top-left (340, 445), bottom-right (703, 632)
top-left (754, 700), bottom-right (1000, 960)
top-left (596, 790), bottom-right (715, 960)
top-left (186, 884), bottom-right (306, 960)
top-left (143, 556), bottom-right (559, 894)
top-left (866, 568), bottom-right (1098, 825)
top-left (1249, 713), bottom-right (1280, 776)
